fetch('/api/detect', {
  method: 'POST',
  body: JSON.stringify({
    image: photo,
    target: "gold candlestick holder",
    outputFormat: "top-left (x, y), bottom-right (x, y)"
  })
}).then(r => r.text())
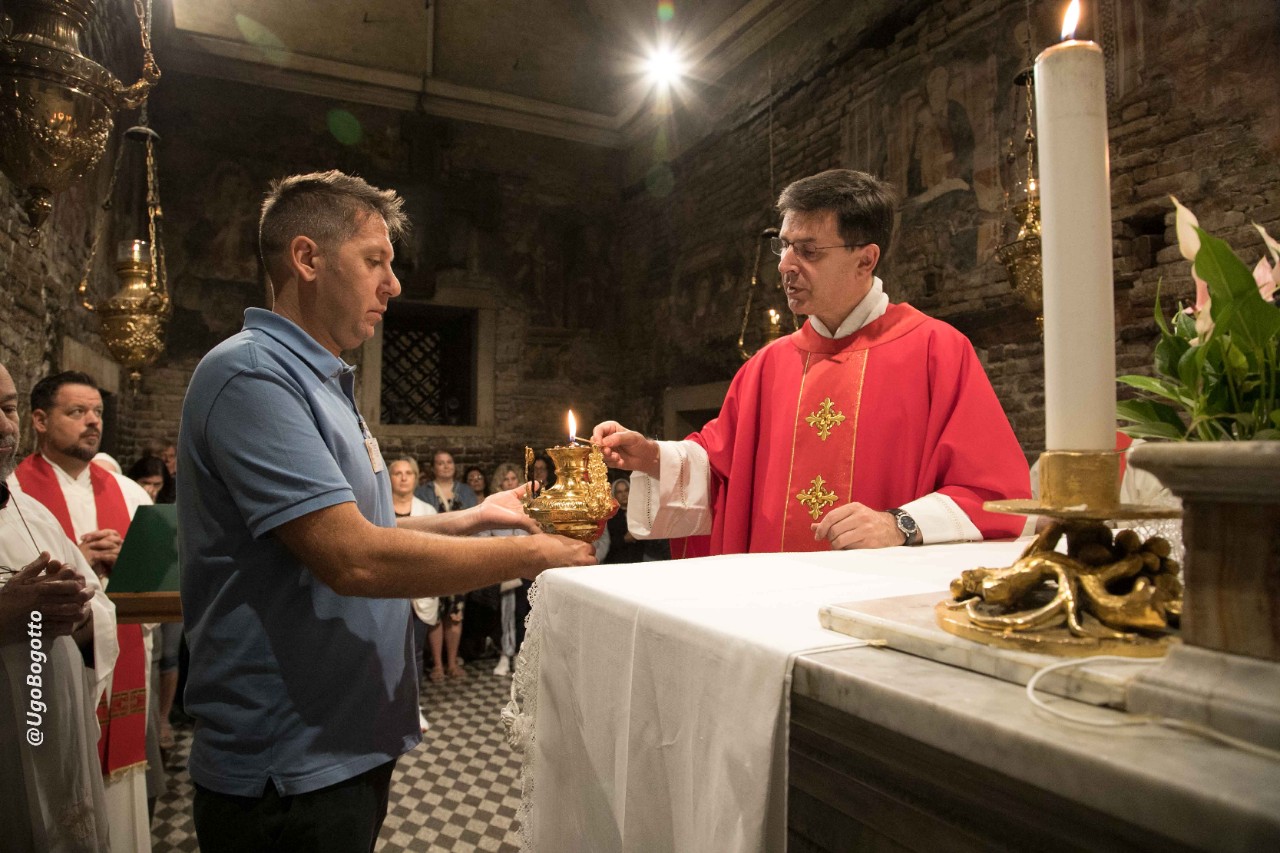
top-left (937, 449), bottom-right (1183, 657)
top-left (521, 443), bottom-right (617, 543)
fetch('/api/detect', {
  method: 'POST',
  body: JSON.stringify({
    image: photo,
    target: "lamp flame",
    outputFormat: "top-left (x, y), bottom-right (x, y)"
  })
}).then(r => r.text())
top-left (568, 410), bottom-right (576, 444)
top-left (1061, 0), bottom-right (1080, 40)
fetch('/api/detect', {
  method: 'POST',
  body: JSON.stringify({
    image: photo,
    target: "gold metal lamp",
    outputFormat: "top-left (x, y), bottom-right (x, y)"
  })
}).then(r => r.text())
top-left (0, 0), bottom-right (160, 237)
top-left (77, 122), bottom-right (169, 388)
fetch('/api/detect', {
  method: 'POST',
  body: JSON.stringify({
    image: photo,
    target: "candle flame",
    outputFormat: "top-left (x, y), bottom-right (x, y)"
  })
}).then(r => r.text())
top-left (1060, 0), bottom-right (1080, 40)
top-left (568, 409), bottom-right (576, 444)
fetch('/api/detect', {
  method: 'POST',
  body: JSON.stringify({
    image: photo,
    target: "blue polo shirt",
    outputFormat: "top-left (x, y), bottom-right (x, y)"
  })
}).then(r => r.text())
top-left (178, 308), bottom-right (417, 797)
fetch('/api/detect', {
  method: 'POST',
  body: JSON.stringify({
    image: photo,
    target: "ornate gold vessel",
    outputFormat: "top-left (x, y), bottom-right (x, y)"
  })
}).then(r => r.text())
top-left (95, 238), bottom-right (168, 382)
top-left (0, 0), bottom-right (159, 231)
top-left (995, 196), bottom-right (1042, 320)
top-left (521, 444), bottom-right (616, 543)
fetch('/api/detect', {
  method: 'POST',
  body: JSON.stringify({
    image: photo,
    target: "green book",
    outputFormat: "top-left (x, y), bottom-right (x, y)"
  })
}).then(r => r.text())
top-left (107, 504), bottom-right (179, 593)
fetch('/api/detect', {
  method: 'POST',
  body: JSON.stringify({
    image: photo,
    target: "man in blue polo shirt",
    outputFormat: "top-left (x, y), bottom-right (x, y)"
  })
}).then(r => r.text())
top-left (178, 170), bottom-right (595, 852)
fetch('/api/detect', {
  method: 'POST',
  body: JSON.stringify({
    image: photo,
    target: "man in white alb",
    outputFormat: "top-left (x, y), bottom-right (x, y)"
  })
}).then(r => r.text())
top-left (9, 370), bottom-right (154, 853)
top-left (1, 361), bottom-right (119, 851)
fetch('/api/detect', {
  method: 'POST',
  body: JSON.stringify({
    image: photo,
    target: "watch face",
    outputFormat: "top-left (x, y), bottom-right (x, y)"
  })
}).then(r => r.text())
top-left (892, 510), bottom-right (917, 538)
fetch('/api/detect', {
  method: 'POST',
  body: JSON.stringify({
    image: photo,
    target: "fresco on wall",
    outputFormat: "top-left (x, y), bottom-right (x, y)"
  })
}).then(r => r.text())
top-left (843, 55), bottom-right (1004, 288)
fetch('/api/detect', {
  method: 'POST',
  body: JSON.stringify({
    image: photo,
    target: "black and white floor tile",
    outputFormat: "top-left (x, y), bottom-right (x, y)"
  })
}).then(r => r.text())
top-left (151, 661), bottom-right (523, 852)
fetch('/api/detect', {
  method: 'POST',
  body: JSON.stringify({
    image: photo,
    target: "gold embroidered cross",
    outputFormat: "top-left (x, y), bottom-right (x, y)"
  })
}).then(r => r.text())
top-left (805, 397), bottom-right (846, 441)
top-left (796, 475), bottom-right (838, 520)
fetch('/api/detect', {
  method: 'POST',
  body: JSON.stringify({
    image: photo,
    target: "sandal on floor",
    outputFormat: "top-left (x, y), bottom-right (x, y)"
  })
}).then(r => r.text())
top-left (447, 665), bottom-right (466, 680)
top-left (428, 668), bottom-right (446, 683)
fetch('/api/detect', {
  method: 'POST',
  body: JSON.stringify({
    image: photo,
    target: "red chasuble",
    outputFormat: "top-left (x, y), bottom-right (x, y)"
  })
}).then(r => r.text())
top-left (14, 454), bottom-right (148, 780)
top-left (677, 304), bottom-right (1030, 557)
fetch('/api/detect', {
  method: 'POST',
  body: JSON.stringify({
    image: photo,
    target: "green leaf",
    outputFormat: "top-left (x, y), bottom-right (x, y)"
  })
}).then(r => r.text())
top-left (1117, 374), bottom-right (1186, 403)
top-left (1117, 421), bottom-right (1187, 441)
top-left (1195, 227), bottom-right (1280, 349)
top-left (1177, 342), bottom-right (1207, 392)
top-left (1173, 309), bottom-right (1198, 340)
top-left (1221, 337), bottom-right (1250, 383)
top-left (1116, 399), bottom-right (1188, 438)
top-left (1254, 428), bottom-right (1280, 440)
top-left (1154, 332), bottom-right (1191, 379)
top-left (1152, 277), bottom-right (1175, 337)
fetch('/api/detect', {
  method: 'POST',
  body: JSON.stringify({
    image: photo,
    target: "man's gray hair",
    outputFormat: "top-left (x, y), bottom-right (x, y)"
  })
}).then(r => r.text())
top-left (777, 169), bottom-right (897, 263)
top-left (259, 170), bottom-right (408, 289)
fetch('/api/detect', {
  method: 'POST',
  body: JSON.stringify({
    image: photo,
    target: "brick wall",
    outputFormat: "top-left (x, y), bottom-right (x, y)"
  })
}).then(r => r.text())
top-left (3, 0), bottom-right (1276, 473)
top-left (0, 0), bottom-right (143, 459)
top-left (609, 0), bottom-right (1280, 453)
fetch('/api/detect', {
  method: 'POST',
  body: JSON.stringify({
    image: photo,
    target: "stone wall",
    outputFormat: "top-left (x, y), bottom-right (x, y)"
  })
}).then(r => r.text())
top-left (5, 47), bottom-right (628, 475)
top-left (3, 0), bottom-right (1277, 473)
top-left (609, 0), bottom-right (1280, 452)
top-left (0, 0), bottom-right (144, 459)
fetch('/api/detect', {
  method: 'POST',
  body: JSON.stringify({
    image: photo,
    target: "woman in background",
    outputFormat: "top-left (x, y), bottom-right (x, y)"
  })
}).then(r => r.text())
top-left (604, 476), bottom-right (645, 564)
top-left (389, 456), bottom-right (438, 731)
top-left (127, 455), bottom-right (167, 501)
top-left (485, 462), bottom-right (530, 676)
top-left (415, 450), bottom-right (476, 679)
top-left (464, 465), bottom-right (489, 499)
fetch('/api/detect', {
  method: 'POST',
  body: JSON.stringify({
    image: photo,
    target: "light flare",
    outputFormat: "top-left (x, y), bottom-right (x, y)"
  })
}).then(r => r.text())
top-left (644, 44), bottom-right (685, 88)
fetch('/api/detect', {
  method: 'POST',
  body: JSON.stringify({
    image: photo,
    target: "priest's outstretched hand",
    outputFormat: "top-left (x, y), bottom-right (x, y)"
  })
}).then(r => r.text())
top-left (812, 502), bottom-right (904, 549)
top-left (592, 421), bottom-right (661, 478)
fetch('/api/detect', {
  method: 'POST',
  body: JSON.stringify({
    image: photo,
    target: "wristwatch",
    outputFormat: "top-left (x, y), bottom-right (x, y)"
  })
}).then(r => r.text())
top-left (887, 508), bottom-right (920, 546)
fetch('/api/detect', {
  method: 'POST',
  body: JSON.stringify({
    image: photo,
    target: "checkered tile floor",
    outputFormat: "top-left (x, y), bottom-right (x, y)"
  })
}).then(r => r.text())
top-left (151, 660), bottom-right (523, 852)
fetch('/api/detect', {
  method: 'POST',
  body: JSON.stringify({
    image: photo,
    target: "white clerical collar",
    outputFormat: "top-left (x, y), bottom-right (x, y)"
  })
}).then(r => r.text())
top-left (808, 277), bottom-right (890, 339)
top-left (40, 452), bottom-right (92, 488)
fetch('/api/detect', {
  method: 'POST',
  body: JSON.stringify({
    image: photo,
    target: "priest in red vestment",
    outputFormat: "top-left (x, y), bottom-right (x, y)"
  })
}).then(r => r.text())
top-left (593, 169), bottom-right (1030, 555)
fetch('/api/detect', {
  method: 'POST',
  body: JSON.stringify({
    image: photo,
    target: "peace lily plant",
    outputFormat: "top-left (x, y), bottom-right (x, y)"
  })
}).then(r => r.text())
top-left (1117, 197), bottom-right (1280, 441)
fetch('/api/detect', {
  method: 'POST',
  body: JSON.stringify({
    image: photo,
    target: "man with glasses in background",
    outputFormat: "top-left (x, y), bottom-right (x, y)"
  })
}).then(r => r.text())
top-left (593, 169), bottom-right (1029, 557)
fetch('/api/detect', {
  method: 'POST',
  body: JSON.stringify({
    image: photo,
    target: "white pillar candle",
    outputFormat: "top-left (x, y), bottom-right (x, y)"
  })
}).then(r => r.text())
top-left (1034, 24), bottom-right (1116, 452)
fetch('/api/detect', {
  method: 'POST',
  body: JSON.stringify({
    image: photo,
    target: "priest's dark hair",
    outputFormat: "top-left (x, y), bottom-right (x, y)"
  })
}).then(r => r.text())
top-left (776, 169), bottom-right (896, 265)
top-left (30, 371), bottom-right (99, 413)
top-left (258, 170), bottom-right (409, 293)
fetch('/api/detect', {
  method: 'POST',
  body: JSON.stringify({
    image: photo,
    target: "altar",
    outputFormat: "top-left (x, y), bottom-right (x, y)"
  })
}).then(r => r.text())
top-left (523, 542), bottom-right (1280, 852)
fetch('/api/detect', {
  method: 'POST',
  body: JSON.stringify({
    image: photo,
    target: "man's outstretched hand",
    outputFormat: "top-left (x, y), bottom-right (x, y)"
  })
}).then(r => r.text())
top-left (591, 421), bottom-right (660, 478)
top-left (522, 533), bottom-right (597, 579)
top-left (477, 485), bottom-right (542, 534)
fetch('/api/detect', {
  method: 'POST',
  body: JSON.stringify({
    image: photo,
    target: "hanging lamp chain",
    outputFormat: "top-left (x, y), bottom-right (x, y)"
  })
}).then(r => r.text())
top-left (77, 0), bottom-right (165, 310)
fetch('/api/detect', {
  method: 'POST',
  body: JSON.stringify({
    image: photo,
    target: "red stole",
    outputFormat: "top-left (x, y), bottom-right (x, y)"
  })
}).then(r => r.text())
top-left (14, 454), bottom-right (148, 779)
top-left (677, 305), bottom-right (1031, 557)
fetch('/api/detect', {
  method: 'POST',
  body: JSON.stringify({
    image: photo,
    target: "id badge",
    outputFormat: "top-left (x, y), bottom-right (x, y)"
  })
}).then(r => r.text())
top-left (365, 437), bottom-right (385, 473)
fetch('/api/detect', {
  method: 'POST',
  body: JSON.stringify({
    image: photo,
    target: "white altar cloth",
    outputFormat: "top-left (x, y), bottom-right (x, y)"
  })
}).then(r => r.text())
top-left (526, 539), bottom-right (1027, 852)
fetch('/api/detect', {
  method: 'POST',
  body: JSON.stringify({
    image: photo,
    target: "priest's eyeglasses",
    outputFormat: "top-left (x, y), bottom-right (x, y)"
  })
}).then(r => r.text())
top-left (770, 236), bottom-right (867, 263)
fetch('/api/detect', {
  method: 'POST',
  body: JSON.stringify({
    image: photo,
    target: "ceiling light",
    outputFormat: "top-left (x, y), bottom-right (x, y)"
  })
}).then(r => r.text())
top-left (644, 45), bottom-right (685, 87)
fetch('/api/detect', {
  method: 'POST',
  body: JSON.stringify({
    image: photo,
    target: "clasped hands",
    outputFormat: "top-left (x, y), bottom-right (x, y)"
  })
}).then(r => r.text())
top-left (591, 420), bottom-right (906, 550)
top-left (78, 528), bottom-right (123, 578)
top-left (0, 552), bottom-right (94, 645)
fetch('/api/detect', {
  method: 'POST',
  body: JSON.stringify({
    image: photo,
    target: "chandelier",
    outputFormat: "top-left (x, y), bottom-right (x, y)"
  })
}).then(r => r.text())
top-left (0, 0), bottom-right (160, 238)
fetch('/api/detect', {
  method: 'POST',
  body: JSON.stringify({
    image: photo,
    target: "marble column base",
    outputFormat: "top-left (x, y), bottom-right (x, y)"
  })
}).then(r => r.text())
top-left (1126, 644), bottom-right (1280, 750)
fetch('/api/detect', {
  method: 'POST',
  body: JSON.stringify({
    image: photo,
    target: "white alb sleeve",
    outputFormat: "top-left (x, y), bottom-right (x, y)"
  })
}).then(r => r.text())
top-left (626, 440), bottom-right (713, 540)
top-left (901, 492), bottom-right (983, 545)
